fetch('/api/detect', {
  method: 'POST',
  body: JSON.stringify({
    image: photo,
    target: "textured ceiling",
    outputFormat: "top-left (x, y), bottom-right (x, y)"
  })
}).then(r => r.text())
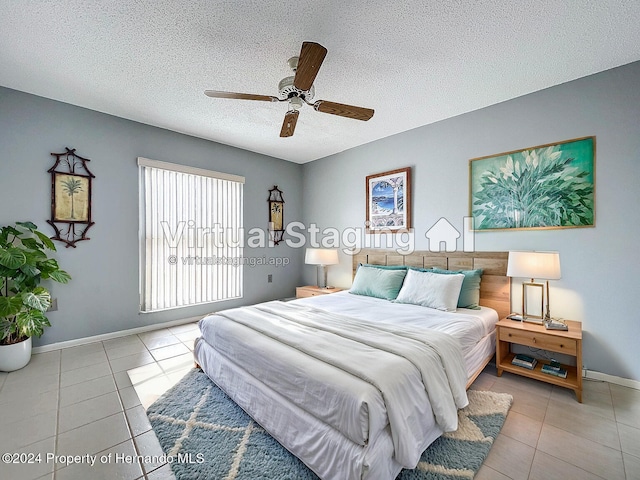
top-left (1, 1), bottom-right (639, 164)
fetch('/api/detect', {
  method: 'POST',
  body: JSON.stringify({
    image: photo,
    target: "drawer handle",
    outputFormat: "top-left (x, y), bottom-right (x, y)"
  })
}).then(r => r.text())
top-left (533, 338), bottom-right (536, 343)
top-left (560, 344), bottom-right (563, 348)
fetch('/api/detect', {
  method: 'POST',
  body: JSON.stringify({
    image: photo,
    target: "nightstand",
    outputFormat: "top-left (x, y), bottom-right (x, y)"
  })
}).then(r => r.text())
top-left (495, 318), bottom-right (583, 402)
top-left (295, 285), bottom-right (343, 298)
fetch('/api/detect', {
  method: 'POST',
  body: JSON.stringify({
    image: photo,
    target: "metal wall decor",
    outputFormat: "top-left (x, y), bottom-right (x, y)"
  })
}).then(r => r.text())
top-left (47, 147), bottom-right (95, 248)
top-left (267, 185), bottom-right (285, 245)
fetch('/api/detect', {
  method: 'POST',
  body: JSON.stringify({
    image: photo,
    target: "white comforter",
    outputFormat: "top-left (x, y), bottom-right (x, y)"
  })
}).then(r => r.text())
top-left (294, 291), bottom-right (498, 353)
top-left (198, 300), bottom-right (469, 468)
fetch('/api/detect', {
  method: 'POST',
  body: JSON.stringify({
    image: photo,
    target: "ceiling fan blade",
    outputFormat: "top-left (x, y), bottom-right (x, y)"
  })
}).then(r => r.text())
top-left (293, 42), bottom-right (327, 91)
top-left (204, 90), bottom-right (281, 102)
top-left (280, 110), bottom-right (299, 137)
top-left (313, 100), bottom-right (375, 121)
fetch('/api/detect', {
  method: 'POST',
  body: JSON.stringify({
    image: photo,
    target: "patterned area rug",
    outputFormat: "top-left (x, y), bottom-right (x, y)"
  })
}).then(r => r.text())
top-left (147, 368), bottom-right (512, 480)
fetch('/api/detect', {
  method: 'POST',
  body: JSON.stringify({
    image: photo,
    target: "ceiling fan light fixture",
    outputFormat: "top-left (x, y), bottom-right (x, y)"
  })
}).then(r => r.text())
top-left (278, 75), bottom-right (314, 101)
top-left (289, 97), bottom-right (303, 110)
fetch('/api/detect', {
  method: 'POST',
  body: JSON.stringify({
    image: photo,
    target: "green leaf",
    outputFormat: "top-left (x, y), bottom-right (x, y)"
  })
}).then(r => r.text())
top-left (19, 263), bottom-right (41, 278)
top-left (48, 269), bottom-right (71, 284)
top-left (22, 288), bottom-right (51, 312)
top-left (0, 295), bottom-right (23, 317)
top-left (15, 309), bottom-right (49, 339)
top-left (10, 272), bottom-right (31, 291)
top-left (0, 315), bottom-right (18, 341)
top-left (0, 265), bottom-right (16, 281)
top-left (39, 257), bottom-right (58, 269)
top-left (16, 221), bottom-right (38, 231)
top-left (34, 230), bottom-right (56, 251)
top-left (38, 258), bottom-right (60, 279)
top-left (27, 249), bottom-right (47, 263)
top-left (0, 226), bottom-right (21, 245)
top-left (0, 247), bottom-right (27, 269)
top-left (20, 237), bottom-right (43, 251)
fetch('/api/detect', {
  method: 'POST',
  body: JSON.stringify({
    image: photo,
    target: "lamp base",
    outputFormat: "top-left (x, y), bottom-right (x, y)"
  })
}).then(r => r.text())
top-left (507, 313), bottom-right (543, 324)
top-left (522, 317), bottom-right (544, 325)
top-left (316, 265), bottom-right (328, 289)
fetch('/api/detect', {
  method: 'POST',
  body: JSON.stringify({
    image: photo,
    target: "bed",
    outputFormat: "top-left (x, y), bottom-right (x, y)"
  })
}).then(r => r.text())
top-left (194, 250), bottom-right (510, 480)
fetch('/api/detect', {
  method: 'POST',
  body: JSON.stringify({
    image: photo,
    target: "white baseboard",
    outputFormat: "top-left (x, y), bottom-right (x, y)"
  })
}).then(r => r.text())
top-left (32, 316), bottom-right (202, 354)
top-left (584, 369), bottom-right (640, 391)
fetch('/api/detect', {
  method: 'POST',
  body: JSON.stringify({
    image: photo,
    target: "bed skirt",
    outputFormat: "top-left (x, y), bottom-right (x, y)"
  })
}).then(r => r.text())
top-left (194, 336), bottom-right (444, 480)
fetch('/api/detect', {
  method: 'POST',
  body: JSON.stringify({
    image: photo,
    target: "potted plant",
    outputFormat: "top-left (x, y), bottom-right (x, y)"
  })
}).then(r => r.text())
top-left (0, 221), bottom-right (71, 371)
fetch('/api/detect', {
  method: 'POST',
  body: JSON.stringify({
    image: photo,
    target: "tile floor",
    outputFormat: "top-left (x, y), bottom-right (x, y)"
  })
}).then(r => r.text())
top-left (1, 322), bottom-right (639, 480)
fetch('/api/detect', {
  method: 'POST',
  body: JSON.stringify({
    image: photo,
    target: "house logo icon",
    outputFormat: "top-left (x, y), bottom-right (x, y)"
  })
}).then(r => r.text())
top-left (425, 218), bottom-right (460, 252)
top-left (425, 217), bottom-right (475, 253)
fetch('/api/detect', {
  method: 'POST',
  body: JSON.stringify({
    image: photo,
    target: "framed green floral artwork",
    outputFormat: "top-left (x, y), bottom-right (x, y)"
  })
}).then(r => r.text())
top-left (469, 137), bottom-right (595, 231)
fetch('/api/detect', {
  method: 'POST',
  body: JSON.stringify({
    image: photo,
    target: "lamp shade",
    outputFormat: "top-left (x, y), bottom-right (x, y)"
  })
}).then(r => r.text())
top-left (305, 248), bottom-right (339, 266)
top-left (507, 251), bottom-right (561, 280)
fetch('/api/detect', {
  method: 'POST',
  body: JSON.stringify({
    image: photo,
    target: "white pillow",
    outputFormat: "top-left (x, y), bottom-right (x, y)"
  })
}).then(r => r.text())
top-left (395, 269), bottom-right (465, 312)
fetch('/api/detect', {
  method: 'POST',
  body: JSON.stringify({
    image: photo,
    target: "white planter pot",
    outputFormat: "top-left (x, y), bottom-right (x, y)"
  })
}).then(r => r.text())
top-left (0, 337), bottom-right (32, 372)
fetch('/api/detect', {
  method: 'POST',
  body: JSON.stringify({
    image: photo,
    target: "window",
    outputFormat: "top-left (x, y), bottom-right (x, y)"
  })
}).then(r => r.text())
top-left (138, 157), bottom-right (244, 312)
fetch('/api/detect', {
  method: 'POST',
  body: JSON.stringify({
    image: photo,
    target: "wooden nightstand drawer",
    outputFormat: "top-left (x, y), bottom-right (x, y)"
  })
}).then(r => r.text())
top-left (499, 326), bottom-right (577, 355)
top-left (296, 286), bottom-right (343, 298)
top-left (296, 288), bottom-right (322, 298)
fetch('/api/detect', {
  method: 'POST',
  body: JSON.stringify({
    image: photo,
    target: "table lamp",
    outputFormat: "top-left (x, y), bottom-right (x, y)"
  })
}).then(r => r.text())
top-left (507, 251), bottom-right (561, 322)
top-left (305, 248), bottom-right (339, 289)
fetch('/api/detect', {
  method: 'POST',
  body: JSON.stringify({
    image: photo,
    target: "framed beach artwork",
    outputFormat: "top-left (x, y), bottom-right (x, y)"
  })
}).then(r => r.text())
top-left (469, 137), bottom-right (595, 231)
top-left (366, 167), bottom-right (411, 234)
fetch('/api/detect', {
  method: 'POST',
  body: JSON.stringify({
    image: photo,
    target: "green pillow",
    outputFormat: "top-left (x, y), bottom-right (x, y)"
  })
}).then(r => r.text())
top-left (408, 266), bottom-right (433, 273)
top-left (350, 266), bottom-right (407, 300)
top-left (359, 263), bottom-right (408, 271)
top-left (431, 268), bottom-right (483, 309)
top-left (360, 263), bottom-right (431, 273)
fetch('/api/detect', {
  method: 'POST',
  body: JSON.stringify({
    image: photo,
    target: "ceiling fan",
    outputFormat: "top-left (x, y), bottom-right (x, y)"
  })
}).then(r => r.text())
top-left (204, 42), bottom-right (375, 137)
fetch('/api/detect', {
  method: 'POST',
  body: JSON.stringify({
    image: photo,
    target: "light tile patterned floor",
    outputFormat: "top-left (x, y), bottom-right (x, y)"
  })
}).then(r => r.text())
top-left (0, 322), bottom-right (639, 480)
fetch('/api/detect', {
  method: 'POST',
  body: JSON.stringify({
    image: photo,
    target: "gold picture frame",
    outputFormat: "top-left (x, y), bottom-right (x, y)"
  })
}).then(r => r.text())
top-left (522, 282), bottom-right (544, 320)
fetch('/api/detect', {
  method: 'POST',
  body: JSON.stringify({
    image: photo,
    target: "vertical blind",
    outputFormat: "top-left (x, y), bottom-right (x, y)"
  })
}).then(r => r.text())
top-left (138, 158), bottom-right (244, 312)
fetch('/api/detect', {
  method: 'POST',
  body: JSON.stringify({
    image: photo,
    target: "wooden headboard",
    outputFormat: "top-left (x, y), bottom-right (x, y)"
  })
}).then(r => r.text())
top-left (351, 249), bottom-right (511, 320)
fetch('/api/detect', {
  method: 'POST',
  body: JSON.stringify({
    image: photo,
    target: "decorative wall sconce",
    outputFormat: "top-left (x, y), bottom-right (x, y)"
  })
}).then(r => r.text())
top-left (47, 147), bottom-right (95, 248)
top-left (268, 185), bottom-right (285, 245)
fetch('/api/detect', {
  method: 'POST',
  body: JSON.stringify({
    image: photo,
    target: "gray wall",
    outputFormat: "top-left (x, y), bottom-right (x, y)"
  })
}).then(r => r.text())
top-left (302, 61), bottom-right (640, 382)
top-left (0, 87), bottom-right (304, 347)
top-left (3, 60), bottom-right (639, 381)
